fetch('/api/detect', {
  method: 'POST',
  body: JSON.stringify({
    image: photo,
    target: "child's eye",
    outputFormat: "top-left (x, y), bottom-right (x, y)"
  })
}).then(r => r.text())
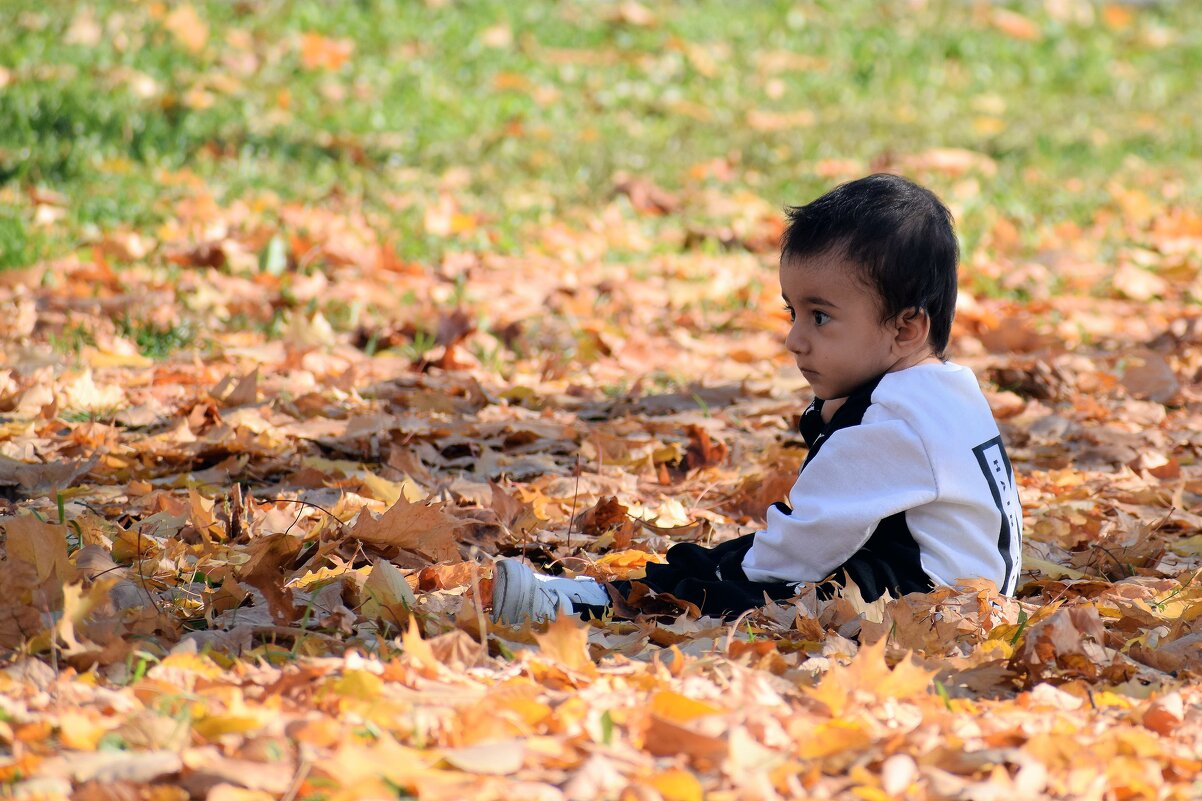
top-left (813, 310), bottom-right (831, 326)
top-left (783, 304), bottom-right (796, 322)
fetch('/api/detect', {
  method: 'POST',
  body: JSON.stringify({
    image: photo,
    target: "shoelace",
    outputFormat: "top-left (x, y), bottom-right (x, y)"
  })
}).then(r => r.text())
top-left (535, 585), bottom-right (571, 616)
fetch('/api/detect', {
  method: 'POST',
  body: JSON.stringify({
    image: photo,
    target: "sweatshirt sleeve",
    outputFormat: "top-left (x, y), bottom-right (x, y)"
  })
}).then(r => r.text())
top-left (741, 416), bottom-right (938, 584)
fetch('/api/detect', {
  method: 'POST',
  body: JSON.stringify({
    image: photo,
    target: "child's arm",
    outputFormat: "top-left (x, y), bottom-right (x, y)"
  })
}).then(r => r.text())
top-left (741, 416), bottom-right (937, 584)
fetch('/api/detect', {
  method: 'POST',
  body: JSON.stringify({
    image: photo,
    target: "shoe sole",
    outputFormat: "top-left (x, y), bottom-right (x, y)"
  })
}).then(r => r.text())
top-left (491, 559), bottom-right (536, 626)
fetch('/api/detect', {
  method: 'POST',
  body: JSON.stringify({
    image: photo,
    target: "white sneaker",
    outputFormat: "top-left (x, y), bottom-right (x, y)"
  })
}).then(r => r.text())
top-left (491, 559), bottom-right (611, 625)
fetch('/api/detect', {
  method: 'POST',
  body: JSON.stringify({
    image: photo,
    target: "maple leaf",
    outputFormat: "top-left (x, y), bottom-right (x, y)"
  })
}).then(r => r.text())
top-left (2, 514), bottom-right (72, 587)
top-left (348, 496), bottom-right (463, 564)
top-left (238, 532), bottom-right (304, 625)
top-left (806, 637), bottom-right (938, 718)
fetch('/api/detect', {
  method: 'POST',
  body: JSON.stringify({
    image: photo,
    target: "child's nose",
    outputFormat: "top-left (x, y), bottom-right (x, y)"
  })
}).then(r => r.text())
top-left (785, 322), bottom-right (808, 354)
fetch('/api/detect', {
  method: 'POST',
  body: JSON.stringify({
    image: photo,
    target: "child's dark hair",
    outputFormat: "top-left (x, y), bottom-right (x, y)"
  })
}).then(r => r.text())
top-left (782, 173), bottom-right (959, 356)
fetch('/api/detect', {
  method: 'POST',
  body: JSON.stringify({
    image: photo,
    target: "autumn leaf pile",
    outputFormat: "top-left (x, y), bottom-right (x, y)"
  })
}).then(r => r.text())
top-left (5, 3), bottom-right (1202, 800)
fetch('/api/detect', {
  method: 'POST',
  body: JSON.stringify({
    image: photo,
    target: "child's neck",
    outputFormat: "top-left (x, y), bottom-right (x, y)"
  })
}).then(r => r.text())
top-left (818, 352), bottom-right (941, 423)
top-left (887, 348), bottom-right (940, 374)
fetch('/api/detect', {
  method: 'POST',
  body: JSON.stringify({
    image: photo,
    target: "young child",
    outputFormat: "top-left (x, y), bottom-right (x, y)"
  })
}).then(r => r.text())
top-left (491, 174), bottom-right (1023, 625)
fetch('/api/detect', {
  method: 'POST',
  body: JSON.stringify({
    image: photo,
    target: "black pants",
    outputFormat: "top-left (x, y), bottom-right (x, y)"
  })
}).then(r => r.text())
top-left (614, 532), bottom-right (932, 619)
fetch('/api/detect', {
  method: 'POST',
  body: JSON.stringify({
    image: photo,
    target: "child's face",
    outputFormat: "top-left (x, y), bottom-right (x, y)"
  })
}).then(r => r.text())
top-left (780, 254), bottom-right (909, 400)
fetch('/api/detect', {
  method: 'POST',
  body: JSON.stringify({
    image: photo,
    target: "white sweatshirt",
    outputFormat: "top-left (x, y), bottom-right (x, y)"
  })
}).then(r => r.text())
top-left (740, 362), bottom-right (1023, 595)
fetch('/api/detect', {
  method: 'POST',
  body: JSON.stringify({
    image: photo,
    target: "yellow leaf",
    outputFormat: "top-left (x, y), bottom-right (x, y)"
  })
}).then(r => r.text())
top-left (1024, 556), bottom-right (1087, 580)
top-left (188, 488), bottom-right (223, 541)
top-left (973, 116), bottom-right (1006, 136)
top-left (302, 455), bottom-right (363, 477)
top-left (62, 369), bottom-right (125, 412)
top-left (293, 564), bottom-right (369, 589)
top-left (57, 710), bottom-right (109, 750)
top-left (852, 787), bottom-right (894, 801)
top-left (1091, 691), bottom-right (1134, 710)
top-left (594, 549), bottom-right (666, 579)
top-left (86, 349), bottom-right (153, 369)
top-left (193, 714), bottom-right (264, 739)
top-left (649, 691), bottom-right (722, 723)
top-left (797, 719), bottom-right (873, 759)
top-left (154, 652), bottom-right (225, 680)
top-left (330, 669), bottom-right (383, 702)
top-left (647, 768), bottom-right (703, 801)
top-left (58, 581), bottom-right (112, 653)
top-left (359, 472), bottom-right (425, 506)
top-left (400, 616), bottom-right (442, 674)
top-left (361, 559), bottom-right (416, 630)
top-left (441, 740), bottom-right (524, 775)
top-left (979, 638), bottom-right (1014, 659)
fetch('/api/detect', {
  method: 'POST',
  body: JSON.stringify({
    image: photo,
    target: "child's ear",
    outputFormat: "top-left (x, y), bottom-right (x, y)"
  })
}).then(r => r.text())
top-left (892, 307), bottom-right (931, 354)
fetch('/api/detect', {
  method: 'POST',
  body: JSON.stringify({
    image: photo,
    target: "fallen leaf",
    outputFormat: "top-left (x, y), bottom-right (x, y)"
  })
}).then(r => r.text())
top-left (348, 496), bottom-right (463, 563)
top-left (164, 4), bottom-right (208, 53)
top-left (533, 614), bottom-right (597, 677)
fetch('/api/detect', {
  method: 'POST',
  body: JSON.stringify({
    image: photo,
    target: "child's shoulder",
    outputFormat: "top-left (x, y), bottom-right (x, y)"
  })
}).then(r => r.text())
top-left (871, 362), bottom-right (995, 428)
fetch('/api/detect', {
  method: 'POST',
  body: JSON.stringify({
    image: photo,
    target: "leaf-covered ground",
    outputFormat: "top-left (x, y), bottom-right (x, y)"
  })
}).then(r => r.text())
top-left (3, 3), bottom-right (1202, 800)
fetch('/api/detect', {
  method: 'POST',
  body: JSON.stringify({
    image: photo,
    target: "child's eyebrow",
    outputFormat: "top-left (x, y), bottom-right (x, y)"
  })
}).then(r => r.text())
top-left (781, 293), bottom-right (838, 308)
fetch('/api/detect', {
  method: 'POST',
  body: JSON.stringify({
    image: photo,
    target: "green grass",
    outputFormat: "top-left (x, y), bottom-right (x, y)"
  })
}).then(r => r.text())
top-left (118, 318), bottom-right (198, 360)
top-left (1, 0), bottom-right (1201, 275)
top-left (0, 207), bottom-right (48, 269)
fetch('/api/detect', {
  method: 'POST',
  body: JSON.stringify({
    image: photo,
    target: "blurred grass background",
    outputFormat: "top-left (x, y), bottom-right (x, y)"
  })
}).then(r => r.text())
top-left (1, 0), bottom-right (1200, 282)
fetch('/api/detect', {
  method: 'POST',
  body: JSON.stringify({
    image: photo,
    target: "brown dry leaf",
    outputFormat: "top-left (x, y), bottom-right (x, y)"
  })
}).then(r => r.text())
top-left (3, 514), bottom-right (72, 586)
top-left (1119, 350), bottom-right (1180, 403)
top-left (1014, 605), bottom-right (1106, 683)
top-left (348, 496), bottom-right (463, 563)
top-left (0, 561), bottom-right (49, 648)
top-left (237, 532), bottom-right (303, 624)
top-left (575, 495), bottom-right (629, 537)
top-left (8, 15), bottom-right (1202, 798)
top-left (613, 172), bottom-right (679, 215)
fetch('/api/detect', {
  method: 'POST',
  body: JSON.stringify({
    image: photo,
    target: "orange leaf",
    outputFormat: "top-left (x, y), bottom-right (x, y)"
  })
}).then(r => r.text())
top-left (796, 719), bottom-right (873, 759)
top-left (646, 768), bottom-right (704, 801)
top-left (806, 637), bottom-right (937, 717)
top-left (300, 33), bottom-right (354, 71)
top-left (649, 691), bottom-right (722, 723)
top-left (989, 9), bottom-right (1042, 41)
top-left (164, 4), bottom-right (208, 53)
top-left (1102, 4), bottom-right (1135, 30)
top-left (533, 614), bottom-right (597, 676)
